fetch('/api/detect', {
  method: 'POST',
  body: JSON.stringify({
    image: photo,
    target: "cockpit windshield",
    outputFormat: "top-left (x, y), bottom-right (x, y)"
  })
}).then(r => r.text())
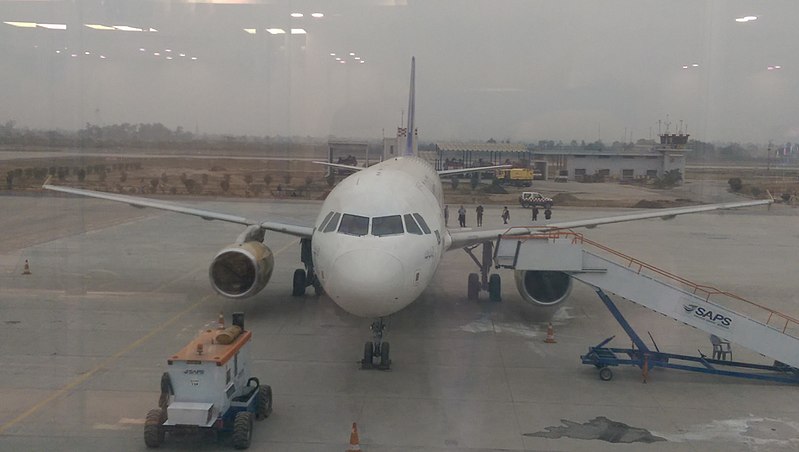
top-left (338, 214), bottom-right (369, 236)
top-left (412, 213), bottom-right (432, 234)
top-left (372, 215), bottom-right (404, 237)
top-left (322, 212), bottom-right (341, 233)
top-left (404, 214), bottom-right (423, 235)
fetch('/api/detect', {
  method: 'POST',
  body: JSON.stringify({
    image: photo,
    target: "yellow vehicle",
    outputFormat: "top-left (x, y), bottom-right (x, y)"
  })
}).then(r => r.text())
top-left (496, 168), bottom-right (533, 187)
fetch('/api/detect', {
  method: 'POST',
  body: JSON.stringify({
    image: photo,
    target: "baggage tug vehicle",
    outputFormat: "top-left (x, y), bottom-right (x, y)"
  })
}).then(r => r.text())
top-left (144, 312), bottom-right (272, 449)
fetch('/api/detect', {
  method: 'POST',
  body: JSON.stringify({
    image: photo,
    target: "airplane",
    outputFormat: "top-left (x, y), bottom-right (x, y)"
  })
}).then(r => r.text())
top-left (44, 57), bottom-right (772, 369)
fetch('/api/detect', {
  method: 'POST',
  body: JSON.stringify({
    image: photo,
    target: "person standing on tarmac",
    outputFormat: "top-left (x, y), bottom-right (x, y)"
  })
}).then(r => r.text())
top-left (444, 205), bottom-right (449, 227)
top-left (458, 205), bottom-right (467, 227)
top-left (501, 206), bottom-right (510, 224)
top-left (532, 206), bottom-right (539, 222)
top-left (476, 205), bottom-right (484, 227)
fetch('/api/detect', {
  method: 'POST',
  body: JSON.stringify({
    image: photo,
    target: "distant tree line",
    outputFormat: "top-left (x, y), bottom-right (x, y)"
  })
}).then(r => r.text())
top-left (0, 120), bottom-right (328, 153)
top-left (0, 119), bottom-right (779, 161)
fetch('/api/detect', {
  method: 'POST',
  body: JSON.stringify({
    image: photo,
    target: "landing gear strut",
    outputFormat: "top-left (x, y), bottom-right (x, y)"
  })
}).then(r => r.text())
top-left (362, 318), bottom-right (391, 370)
top-left (292, 238), bottom-right (324, 296)
top-left (464, 240), bottom-right (501, 302)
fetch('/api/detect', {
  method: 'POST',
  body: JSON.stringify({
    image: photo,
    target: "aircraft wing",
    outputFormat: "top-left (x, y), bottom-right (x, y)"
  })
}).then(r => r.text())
top-left (437, 164), bottom-right (511, 176)
top-left (42, 181), bottom-right (314, 238)
top-left (446, 198), bottom-right (772, 250)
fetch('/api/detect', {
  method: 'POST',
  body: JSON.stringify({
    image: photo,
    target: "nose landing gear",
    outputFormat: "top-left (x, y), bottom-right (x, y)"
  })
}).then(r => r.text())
top-left (362, 318), bottom-right (391, 370)
top-left (292, 238), bottom-right (324, 296)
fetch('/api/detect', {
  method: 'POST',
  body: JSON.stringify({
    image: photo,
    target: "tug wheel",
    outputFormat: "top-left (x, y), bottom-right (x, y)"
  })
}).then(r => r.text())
top-left (144, 408), bottom-right (166, 448)
top-left (232, 411), bottom-right (253, 449)
top-left (256, 385), bottom-right (273, 420)
top-left (599, 367), bottom-right (613, 381)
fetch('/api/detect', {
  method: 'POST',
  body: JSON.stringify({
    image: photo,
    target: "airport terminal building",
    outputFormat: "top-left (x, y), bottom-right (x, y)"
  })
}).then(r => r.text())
top-left (428, 134), bottom-right (690, 183)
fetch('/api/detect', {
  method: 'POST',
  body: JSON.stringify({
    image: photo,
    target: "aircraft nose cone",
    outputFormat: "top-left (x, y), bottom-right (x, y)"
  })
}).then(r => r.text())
top-left (327, 249), bottom-right (405, 317)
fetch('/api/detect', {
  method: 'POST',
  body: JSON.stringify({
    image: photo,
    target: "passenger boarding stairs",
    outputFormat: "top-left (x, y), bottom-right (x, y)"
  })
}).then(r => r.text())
top-left (495, 229), bottom-right (799, 369)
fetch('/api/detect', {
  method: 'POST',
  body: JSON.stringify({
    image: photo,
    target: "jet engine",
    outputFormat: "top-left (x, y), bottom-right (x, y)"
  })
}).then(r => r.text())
top-left (209, 241), bottom-right (274, 299)
top-left (513, 270), bottom-right (573, 307)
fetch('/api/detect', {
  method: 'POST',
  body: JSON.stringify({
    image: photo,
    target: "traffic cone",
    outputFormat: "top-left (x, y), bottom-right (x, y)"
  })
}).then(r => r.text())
top-left (346, 422), bottom-right (361, 452)
top-left (544, 322), bottom-right (557, 343)
top-left (22, 259), bottom-right (31, 275)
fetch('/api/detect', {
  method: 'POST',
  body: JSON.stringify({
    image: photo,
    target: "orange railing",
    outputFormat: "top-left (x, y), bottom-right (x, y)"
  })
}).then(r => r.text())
top-left (500, 227), bottom-right (799, 337)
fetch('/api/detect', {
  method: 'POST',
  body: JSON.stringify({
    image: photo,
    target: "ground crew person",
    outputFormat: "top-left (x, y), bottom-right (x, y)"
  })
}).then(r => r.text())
top-left (458, 205), bottom-right (466, 227)
top-left (444, 205), bottom-right (449, 226)
top-left (532, 206), bottom-right (539, 221)
top-left (501, 206), bottom-right (510, 224)
top-left (476, 205), bottom-right (484, 227)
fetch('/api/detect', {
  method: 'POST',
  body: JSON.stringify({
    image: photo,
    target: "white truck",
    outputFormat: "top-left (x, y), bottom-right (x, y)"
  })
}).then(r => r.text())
top-left (144, 312), bottom-right (272, 449)
top-left (518, 191), bottom-right (554, 209)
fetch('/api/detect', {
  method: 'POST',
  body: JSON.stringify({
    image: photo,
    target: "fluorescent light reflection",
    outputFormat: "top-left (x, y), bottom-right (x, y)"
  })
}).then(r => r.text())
top-left (85, 24), bottom-right (115, 30)
top-left (38, 23), bottom-right (67, 30)
top-left (290, 28), bottom-right (306, 34)
top-left (266, 28), bottom-right (285, 34)
top-left (114, 25), bottom-right (142, 32)
top-left (311, 13), bottom-right (324, 18)
top-left (244, 28), bottom-right (256, 34)
top-left (290, 12), bottom-right (303, 18)
top-left (4, 21), bottom-right (37, 28)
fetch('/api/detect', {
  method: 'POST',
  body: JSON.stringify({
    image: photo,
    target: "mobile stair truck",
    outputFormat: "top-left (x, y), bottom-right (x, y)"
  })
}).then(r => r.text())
top-left (144, 312), bottom-right (273, 449)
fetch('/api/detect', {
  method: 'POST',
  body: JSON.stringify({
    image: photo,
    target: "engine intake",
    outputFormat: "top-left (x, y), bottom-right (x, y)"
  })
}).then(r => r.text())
top-left (514, 270), bottom-right (572, 307)
top-left (209, 241), bottom-right (274, 299)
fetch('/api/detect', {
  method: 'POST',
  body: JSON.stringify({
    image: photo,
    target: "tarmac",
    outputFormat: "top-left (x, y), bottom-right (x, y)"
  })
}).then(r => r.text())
top-left (1, 188), bottom-right (798, 451)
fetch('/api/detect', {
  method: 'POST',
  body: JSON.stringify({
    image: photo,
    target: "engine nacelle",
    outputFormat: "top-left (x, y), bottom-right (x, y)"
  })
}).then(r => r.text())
top-left (209, 241), bottom-right (274, 299)
top-left (514, 270), bottom-right (573, 307)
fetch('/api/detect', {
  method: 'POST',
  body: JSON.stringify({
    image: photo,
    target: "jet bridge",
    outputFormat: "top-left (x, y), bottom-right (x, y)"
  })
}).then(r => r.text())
top-left (495, 228), bottom-right (799, 371)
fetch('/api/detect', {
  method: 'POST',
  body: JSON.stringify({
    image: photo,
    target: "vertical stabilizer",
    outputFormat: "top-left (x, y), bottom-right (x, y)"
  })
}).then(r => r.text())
top-left (404, 57), bottom-right (416, 156)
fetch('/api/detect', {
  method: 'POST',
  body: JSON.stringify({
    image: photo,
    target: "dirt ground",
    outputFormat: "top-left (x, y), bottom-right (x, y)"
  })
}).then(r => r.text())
top-left (2, 150), bottom-right (796, 207)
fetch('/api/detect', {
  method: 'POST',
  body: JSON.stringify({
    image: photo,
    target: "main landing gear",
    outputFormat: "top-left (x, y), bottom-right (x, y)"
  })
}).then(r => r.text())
top-left (292, 238), bottom-right (324, 297)
top-left (362, 318), bottom-right (391, 370)
top-left (464, 240), bottom-right (502, 302)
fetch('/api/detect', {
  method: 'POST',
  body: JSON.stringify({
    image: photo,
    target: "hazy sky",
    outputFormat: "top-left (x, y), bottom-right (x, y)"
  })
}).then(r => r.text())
top-left (1, 0), bottom-right (797, 144)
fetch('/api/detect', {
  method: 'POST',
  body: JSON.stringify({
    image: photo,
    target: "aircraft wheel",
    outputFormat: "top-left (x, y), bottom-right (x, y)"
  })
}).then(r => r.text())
top-left (599, 367), bottom-right (613, 381)
top-left (467, 273), bottom-right (480, 300)
top-left (488, 274), bottom-right (501, 302)
top-left (362, 341), bottom-right (374, 368)
top-left (379, 342), bottom-right (391, 370)
top-left (292, 269), bottom-right (306, 296)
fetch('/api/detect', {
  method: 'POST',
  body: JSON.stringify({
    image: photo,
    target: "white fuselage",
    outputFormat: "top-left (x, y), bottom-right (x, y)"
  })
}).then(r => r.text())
top-left (311, 156), bottom-right (450, 318)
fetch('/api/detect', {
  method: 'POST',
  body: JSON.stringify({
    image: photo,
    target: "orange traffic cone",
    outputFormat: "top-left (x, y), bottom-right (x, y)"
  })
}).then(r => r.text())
top-left (346, 422), bottom-right (361, 452)
top-left (22, 259), bottom-right (31, 275)
top-left (544, 322), bottom-right (557, 343)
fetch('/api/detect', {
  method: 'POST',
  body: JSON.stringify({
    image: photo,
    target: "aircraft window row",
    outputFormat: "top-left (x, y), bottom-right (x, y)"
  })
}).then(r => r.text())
top-left (320, 211), bottom-right (433, 237)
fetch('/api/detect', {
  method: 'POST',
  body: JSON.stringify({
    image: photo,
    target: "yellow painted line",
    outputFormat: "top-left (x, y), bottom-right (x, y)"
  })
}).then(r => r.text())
top-left (0, 294), bottom-right (209, 435)
top-left (0, 237), bottom-right (300, 435)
